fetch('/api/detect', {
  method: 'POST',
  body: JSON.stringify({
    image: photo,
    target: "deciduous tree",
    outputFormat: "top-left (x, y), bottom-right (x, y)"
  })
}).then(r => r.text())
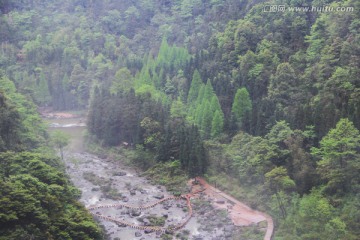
top-left (311, 118), bottom-right (360, 195)
top-left (51, 130), bottom-right (70, 161)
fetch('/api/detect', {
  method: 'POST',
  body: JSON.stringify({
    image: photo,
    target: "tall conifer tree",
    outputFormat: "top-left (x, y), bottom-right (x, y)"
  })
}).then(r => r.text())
top-left (187, 70), bottom-right (203, 104)
top-left (232, 87), bottom-right (252, 129)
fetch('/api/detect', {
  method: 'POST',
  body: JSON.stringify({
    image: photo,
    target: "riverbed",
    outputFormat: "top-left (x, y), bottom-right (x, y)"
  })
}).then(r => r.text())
top-left (47, 116), bottom-right (236, 240)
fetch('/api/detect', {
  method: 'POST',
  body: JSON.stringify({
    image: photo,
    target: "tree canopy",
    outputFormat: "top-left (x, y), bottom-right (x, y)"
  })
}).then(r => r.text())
top-left (1, 0), bottom-right (360, 239)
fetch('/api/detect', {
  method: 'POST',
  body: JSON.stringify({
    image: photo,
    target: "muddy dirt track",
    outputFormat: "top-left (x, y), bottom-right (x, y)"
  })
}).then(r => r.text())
top-left (193, 178), bottom-right (274, 240)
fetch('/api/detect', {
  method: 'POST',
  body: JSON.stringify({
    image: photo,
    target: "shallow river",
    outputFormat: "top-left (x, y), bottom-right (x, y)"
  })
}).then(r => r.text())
top-left (47, 117), bottom-right (234, 240)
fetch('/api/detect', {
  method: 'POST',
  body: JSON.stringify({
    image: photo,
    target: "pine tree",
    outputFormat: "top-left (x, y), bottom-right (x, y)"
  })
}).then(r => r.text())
top-left (203, 79), bottom-right (214, 105)
top-left (187, 69), bottom-right (203, 104)
top-left (195, 103), bottom-right (204, 126)
top-left (210, 95), bottom-right (222, 115)
top-left (200, 101), bottom-right (213, 139)
top-left (232, 87), bottom-right (252, 129)
top-left (157, 37), bottom-right (170, 65)
top-left (170, 99), bottom-right (187, 119)
top-left (211, 110), bottom-right (224, 138)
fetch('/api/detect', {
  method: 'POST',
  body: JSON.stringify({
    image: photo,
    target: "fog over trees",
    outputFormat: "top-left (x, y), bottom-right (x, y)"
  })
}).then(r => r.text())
top-left (0, 0), bottom-right (359, 239)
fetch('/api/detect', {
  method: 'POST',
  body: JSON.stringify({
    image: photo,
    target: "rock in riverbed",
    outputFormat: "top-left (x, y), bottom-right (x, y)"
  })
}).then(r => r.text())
top-left (153, 193), bottom-right (164, 199)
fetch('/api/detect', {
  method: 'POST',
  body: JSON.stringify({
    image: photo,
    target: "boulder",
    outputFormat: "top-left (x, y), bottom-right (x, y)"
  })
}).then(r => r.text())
top-left (143, 218), bottom-right (150, 226)
top-left (153, 193), bottom-right (164, 199)
top-left (223, 225), bottom-right (234, 233)
top-left (113, 171), bottom-right (127, 176)
top-left (130, 209), bottom-right (141, 217)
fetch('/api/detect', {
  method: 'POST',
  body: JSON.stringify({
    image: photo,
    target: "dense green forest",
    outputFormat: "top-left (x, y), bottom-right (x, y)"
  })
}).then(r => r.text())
top-left (1, 0), bottom-right (360, 239)
top-left (0, 75), bottom-right (102, 239)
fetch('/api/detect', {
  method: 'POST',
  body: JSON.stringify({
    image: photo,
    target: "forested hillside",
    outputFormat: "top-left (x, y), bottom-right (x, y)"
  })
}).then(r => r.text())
top-left (0, 0), bottom-right (252, 109)
top-left (1, 0), bottom-right (360, 239)
top-left (0, 74), bottom-right (103, 239)
top-left (1, 2), bottom-right (104, 239)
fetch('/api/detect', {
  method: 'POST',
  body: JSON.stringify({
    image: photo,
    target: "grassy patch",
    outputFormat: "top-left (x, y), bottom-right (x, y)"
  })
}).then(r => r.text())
top-left (148, 215), bottom-right (166, 226)
top-left (84, 141), bottom-right (189, 197)
top-left (68, 157), bottom-right (80, 168)
top-left (161, 234), bottom-right (173, 240)
top-left (83, 171), bottom-right (122, 200)
top-left (143, 160), bottom-right (188, 193)
top-left (232, 225), bottom-right (265, 240)
top-left (83, 171), bottom-right (109, 186)
top-left (100, 184), bottom-right (123, 200)
top-left (205, 171), bottom-right (266, 211)
top-left (175, 229), bottom-right (190, 240)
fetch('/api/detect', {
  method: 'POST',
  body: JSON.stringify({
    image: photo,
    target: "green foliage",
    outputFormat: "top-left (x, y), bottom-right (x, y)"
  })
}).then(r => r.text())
top-left (144, 160), bottom-right (188, 193)
top-left (311, 118), bottom-right (360, 196)
top-left (0, 91), bottom-right (22, 152)
top-left (140, 117), bottom-right (163, 150)
top-left (265, 167), bottom-right (296, 194)
top-left (341, 194), bottom-right (360, 238)
top-left (3, 0), bottom-right (359, 239)
top-left (51, 130), bottom-right (70, 160)
top-left (209, 117), bottom-right (360, 239)
top-left (268, 62), bottom-right (298, 105)
top-left (265, 167), bottom-right (296, 218)
top-left (157, 121), bottom-right (208, 177)
top-left (200, 101), bottom-right (212, 139)
top-left (110, 67), bottom-right (134, 94)
top-left (231, 87), bottom-right (252, 129)
top-left (211, 110), bottom-right (224, 138)
top-left (0, 71), bottom-right (101, 239)
top-left (147, 215), bottom-right (166, 227)
top-left (87, 88), bottom-right (166, 147)
top-left (100, 183), bottom-right (123, 200)
top-left (225, 132), bottom-right (273, 184)
top-left (187, 70), bottom-right (202, 104)
top-left (0, 152), bottom-right (102, 239)
top-left (83, 171), bottom-right (109, 186)
top-left (35, 71), bottom-right (51, 105)
top-left (0, 75), bottom-right (47, 150)
top-left (170, 98), bottom-right (187, 119)
top-left (131, 38), bottom-right (191, 103)
top-left (289, 189), bottom-right (347, 240)
top-left (187, 76), bottom-right (224, 139)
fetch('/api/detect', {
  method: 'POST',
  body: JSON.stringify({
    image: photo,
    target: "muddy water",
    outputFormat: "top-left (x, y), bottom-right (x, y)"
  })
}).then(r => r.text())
top-left (46, 117), bottom-right (230, 240)
top-left (45, 117), bottom-right (85, 152)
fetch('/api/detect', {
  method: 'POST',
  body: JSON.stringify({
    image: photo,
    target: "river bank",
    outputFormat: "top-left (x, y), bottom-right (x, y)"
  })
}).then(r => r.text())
top-left (47, 115), bottom-right (272, 240)
top-left (48, 117), bottom-right (237, 239)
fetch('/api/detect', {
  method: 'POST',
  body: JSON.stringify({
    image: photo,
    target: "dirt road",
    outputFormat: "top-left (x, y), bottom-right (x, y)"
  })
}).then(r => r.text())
top-left (194, 177), bottom-right (274, 240)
